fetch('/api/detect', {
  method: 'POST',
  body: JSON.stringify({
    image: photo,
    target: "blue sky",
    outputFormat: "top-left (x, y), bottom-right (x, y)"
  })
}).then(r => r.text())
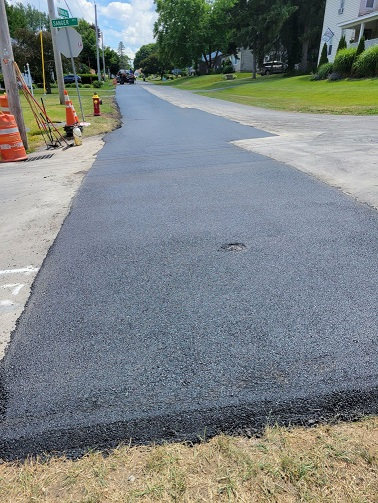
top-left (9, 0), bottom-right (158, 59)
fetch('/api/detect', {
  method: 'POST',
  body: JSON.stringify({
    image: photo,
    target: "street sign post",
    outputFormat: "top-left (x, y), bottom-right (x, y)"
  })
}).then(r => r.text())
top-left (56, 27), bottom-right (84, 122)
top-left (52, 18), bottom-right (78, 28)
top-left (58, 7), bottom-right (69, 18)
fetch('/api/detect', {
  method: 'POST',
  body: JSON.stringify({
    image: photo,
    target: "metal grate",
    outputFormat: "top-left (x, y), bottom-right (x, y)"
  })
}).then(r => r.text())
top-left (25, 154), bottom-right (55, 162)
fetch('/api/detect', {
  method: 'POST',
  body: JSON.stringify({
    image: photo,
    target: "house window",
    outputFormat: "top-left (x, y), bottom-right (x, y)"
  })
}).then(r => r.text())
top-left (366, 0), bottom-right (374, 8)
top-left (338, 0), bottom-right (345, 13)
top-left (328, 44), bottom-right (333, 55)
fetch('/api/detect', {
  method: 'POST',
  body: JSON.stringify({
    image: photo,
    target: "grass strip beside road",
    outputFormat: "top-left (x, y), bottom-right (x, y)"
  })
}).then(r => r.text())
top-left (21, 83), bottom-right (120, 152)
top-left (158, 74), bottom-right (378, 115)
top-left (0, 418), bottom-right (376, 502)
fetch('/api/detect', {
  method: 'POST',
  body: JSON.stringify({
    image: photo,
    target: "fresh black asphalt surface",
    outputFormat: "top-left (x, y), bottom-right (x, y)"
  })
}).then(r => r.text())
top-left (0, 84), bottom-right (377, 458)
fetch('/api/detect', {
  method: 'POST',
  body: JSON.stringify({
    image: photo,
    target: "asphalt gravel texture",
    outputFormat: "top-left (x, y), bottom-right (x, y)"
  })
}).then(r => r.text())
top-left (0, 84), bottom-right (377, 459)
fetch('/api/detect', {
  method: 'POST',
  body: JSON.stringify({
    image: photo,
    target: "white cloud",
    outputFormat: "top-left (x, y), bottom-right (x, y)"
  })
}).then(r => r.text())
top-left (99, 0), bottom-right (157, 49)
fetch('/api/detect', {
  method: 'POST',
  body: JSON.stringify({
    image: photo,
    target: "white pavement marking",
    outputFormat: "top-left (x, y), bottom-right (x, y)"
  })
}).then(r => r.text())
top-left (0, 299), bottom-right (15, 307)
top-left (0, 266), bottom-right (39, 276)
top-left (1, 283), bottom-right (25, 296)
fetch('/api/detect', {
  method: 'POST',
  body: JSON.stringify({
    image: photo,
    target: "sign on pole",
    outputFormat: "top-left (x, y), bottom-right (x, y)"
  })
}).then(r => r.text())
top-left (58, 7), bottom-right (69, 18)
top-left (56, 27), bottom-right (83, 58)
top-left (52, 18), bottom-right (78, 28)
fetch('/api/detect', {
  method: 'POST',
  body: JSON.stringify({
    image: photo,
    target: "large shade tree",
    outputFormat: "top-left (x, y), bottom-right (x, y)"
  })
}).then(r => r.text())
top-left (134, 43), bottom-right (157, 69)
top-left (154, 0), bottom-right (237, 71)
top-left (231, 0), bottom-right (296, 77)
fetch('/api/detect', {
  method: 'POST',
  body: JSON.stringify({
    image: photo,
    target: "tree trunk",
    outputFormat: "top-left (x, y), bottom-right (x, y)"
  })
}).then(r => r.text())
top-left (301, 37), bottom-right (309, 72)
top-left (252, 51), bottom-right (257, 79)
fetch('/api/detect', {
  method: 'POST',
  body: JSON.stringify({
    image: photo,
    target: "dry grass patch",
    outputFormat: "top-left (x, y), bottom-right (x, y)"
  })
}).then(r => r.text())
top-left (0, 417), bottom-right (377, 502)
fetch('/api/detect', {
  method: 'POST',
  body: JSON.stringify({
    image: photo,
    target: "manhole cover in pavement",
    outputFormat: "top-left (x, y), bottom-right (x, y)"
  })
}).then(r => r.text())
top-left (220, 242), bottom-right (247, 252)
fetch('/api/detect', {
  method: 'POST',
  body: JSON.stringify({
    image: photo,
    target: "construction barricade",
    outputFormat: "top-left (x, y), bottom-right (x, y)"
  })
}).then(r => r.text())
top-left (0, 111), bottom-right (27, 162)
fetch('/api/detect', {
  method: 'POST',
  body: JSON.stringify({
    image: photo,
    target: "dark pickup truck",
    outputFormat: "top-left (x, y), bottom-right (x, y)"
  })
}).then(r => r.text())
top-left (117, 70), bottom-right (136, 84)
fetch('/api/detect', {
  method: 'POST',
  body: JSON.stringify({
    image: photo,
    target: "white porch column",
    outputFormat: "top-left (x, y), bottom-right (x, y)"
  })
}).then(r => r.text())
top-left (358, 22), bottom-right (365, 42)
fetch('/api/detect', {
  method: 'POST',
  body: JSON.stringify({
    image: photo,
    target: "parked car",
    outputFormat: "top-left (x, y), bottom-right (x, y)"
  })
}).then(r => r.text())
top-left (64, 74), bottom-right (82, 84)
top-left (259, 61), bottom-right (287, 76)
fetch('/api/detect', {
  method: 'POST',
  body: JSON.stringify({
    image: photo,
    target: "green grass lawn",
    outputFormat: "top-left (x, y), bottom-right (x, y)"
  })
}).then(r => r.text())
top-left (20, 82), bottom-right (119, 152)
top-left (158, 74), bottom-right (378, 114)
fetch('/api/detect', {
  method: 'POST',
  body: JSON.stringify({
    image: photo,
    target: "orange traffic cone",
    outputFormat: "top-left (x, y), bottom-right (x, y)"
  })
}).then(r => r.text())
top-left (64, 90), bottom-right (77, 127)
top-left (0, 112), bottom-right (27, 162)
top-left (0, 93), bottom-right (10, 115)
top-left (72, 103), bottom-right (79, 123)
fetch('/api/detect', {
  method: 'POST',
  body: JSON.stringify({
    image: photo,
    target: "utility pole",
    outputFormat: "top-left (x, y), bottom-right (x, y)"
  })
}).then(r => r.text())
top-left (101, 32), bottom-right (106, 80)
top-left (94, 2), bottom-right (101, 82)
top-left (0, 0), bottom-right (28, 149)
top-left (47, 0), bottom-right (65, 104)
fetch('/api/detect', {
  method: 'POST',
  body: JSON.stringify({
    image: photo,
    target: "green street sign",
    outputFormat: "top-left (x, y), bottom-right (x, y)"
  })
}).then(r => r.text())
top-left (58, 7), bottom-right (69, 18)
top-left (52, 17), bottom-right (78, 28)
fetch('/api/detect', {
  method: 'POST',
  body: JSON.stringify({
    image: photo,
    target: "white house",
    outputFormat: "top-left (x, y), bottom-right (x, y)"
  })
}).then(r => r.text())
top-left (319, 0), bottom-right (378, 62)
top-left (229, 48), bottom-right (254, 72)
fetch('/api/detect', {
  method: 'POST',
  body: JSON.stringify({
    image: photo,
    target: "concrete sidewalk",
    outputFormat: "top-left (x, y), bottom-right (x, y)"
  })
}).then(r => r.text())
top-left (0, 136), bottom-right (103, 358)
top-left (145, 84), bottom-right (378, 210)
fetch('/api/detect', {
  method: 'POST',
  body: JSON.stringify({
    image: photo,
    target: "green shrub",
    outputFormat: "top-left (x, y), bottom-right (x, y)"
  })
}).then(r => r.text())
top-left (78, 73), bottom-right (98, 84)
top-left (83, 84), bottom-right (91, 88)
top-left (92, 80), bottom-right (103, 88)
top-left (356, 37), bottom-right (365, 57)
top-left (222, 64), bottom-right (234, 74)
top-left (333, 47), bottom-right (356, 76)
top-left (317, 62), bottom-right (334, 79)
top-left (336, 35), bottom-right (347, 53)
top-left (353, 45), bottom-right (378, 77)
top-left (318, 43), bottom-right (329, 68)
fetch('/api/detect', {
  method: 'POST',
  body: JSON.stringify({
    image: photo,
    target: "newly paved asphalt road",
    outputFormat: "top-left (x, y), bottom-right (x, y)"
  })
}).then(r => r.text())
top-left (0, 84), bottom-right (377, 458)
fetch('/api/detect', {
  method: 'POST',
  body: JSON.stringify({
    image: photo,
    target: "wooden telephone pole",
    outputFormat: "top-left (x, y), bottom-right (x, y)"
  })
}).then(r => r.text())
top-left (0, 0), bottom-right (28, 149)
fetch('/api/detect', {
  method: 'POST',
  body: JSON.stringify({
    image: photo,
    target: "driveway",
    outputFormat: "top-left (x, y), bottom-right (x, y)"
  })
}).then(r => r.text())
top-left (0, 84), bottom-right (377, 458)
top-left (146, 84), bottom-right (378, 209)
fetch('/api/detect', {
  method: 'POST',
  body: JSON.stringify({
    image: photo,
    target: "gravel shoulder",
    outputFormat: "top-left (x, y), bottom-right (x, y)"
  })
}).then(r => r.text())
top-left (145, 84), bottom-right (378, 210)
top-left (0, 136), bottom-right (104, 359)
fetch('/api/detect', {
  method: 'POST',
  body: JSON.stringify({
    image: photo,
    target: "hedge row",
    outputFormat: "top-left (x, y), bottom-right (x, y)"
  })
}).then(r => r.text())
top-left (315, 44), bottom-right (378, 80)
top-left (77, 73), bottom-right (99, 84)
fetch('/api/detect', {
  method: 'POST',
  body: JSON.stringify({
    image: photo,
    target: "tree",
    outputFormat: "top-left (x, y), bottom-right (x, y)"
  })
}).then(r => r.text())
top-left (5, 1), bottom-right (49, 36)
top-left (76, 20), bottom-right (97, 69)
top-left (154, 0), bottom-right (238, 71)
top-left (199, 0), bottom-right (237, 70)
top-left (103, 46), bottom-right (121, 75)
top-left (140, 53), bottom-right (163, 76)
top-left (134, 43), bottom-right (157, 69)
top-left (12, 28), bottom-right (54, 84)
top-left (318, 42), bottom-right (328, 67)
top-left (337, 34), bottom-right (347, 53)
top-left (118, 41), bottom-right (131, 69)
top-left (295, 0), bottom-right (326, 71)
top-left (154, 0), bottom-right (206, 68)
top-left (356, 36), bottom-right (365, 57)
top-left (231, 0), bottom-right (296, 78)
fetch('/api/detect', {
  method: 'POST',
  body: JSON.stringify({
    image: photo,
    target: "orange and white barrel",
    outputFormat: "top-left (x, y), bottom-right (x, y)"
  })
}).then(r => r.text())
top-left (0, 94), bottom-right (10, 115)
top-left (0, 112), bottom-right (27, 162)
